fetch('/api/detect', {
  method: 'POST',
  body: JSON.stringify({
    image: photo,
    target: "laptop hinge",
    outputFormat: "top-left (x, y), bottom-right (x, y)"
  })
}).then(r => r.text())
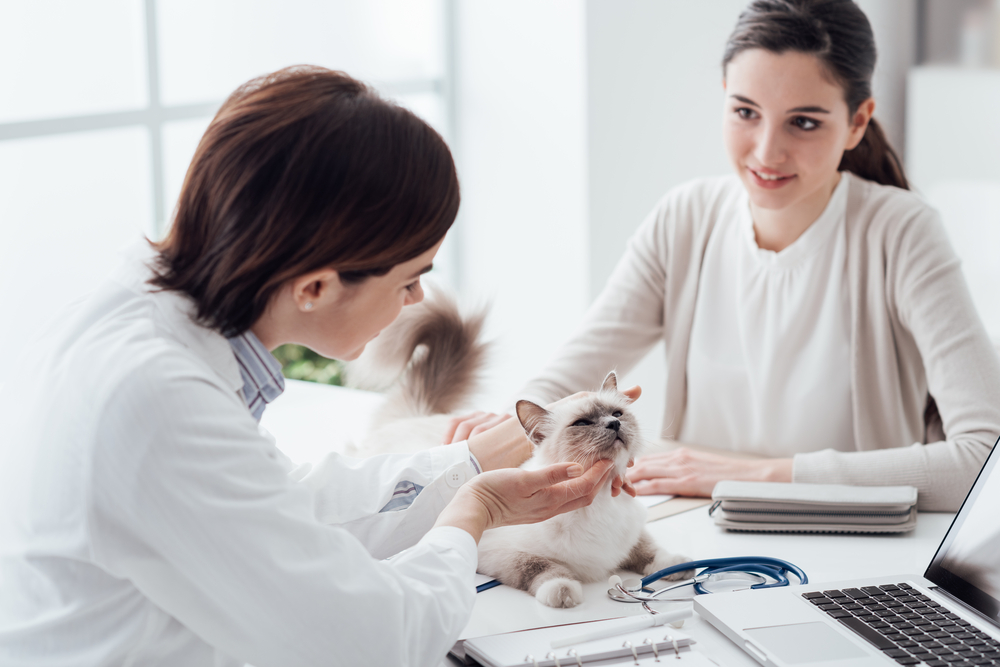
top-left (928, 586), bottom-right (1000, 630)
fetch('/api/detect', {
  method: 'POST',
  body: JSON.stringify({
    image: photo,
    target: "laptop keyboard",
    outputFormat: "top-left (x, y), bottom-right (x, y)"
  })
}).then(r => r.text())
top-left (802, 583), bottom-right (1000, 666)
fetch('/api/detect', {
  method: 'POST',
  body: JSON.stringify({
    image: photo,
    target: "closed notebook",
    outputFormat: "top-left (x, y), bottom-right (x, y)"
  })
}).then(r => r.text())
top-left (459, 617), bottom-right (711, 667)
top-left (709, 480), bottom-right (918, 534)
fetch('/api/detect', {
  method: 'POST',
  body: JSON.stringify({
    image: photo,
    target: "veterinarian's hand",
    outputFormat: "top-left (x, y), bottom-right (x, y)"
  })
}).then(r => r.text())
top-left (627, 447), bottom-right (792, 497)
top-left (443, 411), bottom-right (512, 444)
top-left (446, 385), bottom-right (642, 445)
top-left (467, 416), bottom-right (534, 471)
top-left (546, 384), bottom-right (642, 409)
top-left (434, 459), bottom-right (617, 542)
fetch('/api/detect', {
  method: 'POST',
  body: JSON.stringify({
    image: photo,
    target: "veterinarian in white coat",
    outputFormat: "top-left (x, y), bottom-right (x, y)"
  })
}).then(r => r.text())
top-left (0, 67), bottom-right (622, 667)
top-left (446, 0), bottom-right (1000, 512)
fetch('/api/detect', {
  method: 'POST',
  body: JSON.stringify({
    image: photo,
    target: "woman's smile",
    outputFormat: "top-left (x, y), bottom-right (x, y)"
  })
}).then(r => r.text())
top-left (748, 166), bottom-right (796, 189)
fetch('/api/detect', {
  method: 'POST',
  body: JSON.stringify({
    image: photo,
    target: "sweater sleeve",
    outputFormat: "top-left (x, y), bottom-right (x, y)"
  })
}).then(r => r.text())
top-left (515, 198), bottom-right (672, 406)
top-left (793, 202), bottom-right (1000, 511)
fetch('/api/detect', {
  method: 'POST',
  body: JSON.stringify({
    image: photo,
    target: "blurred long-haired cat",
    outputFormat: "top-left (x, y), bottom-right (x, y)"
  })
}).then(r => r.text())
top-left (346, 289), bottom-right (689, 608)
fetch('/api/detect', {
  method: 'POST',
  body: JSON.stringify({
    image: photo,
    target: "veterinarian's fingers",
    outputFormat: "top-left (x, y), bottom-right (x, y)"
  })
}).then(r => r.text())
top-left (546, 462), bottom-right (616, 514)
top-left (540, 459), bottom-right (612, 503)
top-left (621, 477), bottom-right (637, 497)
top-left (442, 412), bottom-right (484, 444)
top-left (529, 462), bottom-right (585, 491)
top-left (452, 412), bottom-right (497, 443)
top-left (622, 385), bottom-right (642, 402)
top-left (545, 391), bottom-right (590, 409)
top-left (468, 413), bottom-right (513, 438)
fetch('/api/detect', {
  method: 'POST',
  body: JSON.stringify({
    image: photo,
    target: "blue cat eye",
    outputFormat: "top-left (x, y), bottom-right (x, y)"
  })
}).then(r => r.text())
top-left (572, 419), bottom-right (593, 427)
top-left (612, 411), bottom-right (622, 418)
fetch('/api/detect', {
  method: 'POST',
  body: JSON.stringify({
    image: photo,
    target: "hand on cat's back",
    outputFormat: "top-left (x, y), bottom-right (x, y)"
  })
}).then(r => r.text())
top-left (441, 386), bottom-right (643, 445)
top-left (627, 447), bottom-right (793, 497)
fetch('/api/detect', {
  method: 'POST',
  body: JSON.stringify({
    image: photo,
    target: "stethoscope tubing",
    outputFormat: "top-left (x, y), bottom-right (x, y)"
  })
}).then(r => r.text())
top-left (641, 556), bottom-right (808, 594)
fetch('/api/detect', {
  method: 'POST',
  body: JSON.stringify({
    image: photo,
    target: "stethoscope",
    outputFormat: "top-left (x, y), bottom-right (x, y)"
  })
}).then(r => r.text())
top-left (607, 557), bottom-right (808, 612)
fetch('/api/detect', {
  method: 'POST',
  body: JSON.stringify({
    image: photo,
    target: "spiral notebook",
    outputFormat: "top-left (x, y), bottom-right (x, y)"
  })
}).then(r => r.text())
top-left (458, 617), bottom-right (713, 666)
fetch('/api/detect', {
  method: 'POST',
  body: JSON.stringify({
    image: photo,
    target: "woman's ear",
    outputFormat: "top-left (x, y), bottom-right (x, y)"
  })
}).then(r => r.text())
top-left (290, 268), bottom-right (341, 313)
top-left (845, 98), bottom-right (875, 151)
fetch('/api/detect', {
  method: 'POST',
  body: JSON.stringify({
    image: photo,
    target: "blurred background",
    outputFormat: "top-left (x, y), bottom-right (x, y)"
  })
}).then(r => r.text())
top-left (1, 0), bottom-right (999, 431)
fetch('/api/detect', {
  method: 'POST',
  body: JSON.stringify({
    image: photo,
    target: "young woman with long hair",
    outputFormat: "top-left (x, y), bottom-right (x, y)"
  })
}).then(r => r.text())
top-left (448, 0), bottom-right (1000, 512)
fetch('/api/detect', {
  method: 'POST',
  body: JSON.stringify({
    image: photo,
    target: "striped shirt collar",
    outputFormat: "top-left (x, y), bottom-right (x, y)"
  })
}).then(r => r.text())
top-left (227, 331), bottom-right (285, 422)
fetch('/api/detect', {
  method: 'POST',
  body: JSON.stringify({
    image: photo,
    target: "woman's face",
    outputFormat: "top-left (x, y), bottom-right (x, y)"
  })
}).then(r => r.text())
top-left (722, 49), bottom-right (870, 218)
top-left (288, 240), bottom-right (442, 361)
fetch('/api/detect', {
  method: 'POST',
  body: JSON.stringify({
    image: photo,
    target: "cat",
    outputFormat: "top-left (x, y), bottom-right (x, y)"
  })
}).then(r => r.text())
top-left (344, 287), bottom-right (489, 457)
top-left (346, 289), bottom-right (690, 608)
top-left (477, 373), bottom-right (691, 607)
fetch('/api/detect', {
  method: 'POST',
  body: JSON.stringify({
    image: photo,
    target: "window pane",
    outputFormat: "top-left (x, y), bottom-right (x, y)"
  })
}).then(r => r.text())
top-left (162, 116), bottom-right (213, 230)
top-left (158, 0), bottom-right (445, 106)
top-left (0, 128), bottom-right (152, 386)
top-left (0, 0), bottom-right (147, 123)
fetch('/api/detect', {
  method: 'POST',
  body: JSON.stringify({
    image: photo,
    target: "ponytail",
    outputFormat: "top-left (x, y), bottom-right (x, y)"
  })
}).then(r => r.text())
top-left (838, 117), bottom-right (909, 190)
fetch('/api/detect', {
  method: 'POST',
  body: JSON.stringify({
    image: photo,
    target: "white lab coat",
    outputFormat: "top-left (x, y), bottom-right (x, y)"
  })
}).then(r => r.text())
top-left (0, 247), bottom-right (479, 666)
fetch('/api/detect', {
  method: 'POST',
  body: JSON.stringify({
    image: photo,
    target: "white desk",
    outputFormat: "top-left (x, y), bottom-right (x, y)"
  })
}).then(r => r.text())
top-left (260, 381), bottom-right (955, 667)
top-left (450, 507), bottom-right (955, 666)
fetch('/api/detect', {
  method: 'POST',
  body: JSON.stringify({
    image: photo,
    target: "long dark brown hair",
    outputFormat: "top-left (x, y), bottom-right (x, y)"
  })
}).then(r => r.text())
top-left (722, 0), bottom-right (909, 190)
top-left (150, 66), bottom-right (460, 337)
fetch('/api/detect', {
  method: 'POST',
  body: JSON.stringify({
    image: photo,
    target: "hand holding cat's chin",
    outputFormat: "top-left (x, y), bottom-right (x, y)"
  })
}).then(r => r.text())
top-left (434, 460), bottom-right (617, 542)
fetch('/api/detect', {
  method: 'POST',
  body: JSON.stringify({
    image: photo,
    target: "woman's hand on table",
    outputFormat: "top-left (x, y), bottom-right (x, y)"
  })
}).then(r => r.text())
top-left (434, 459), bottom-right (618, 542)
top-left (626, 447), bottom-right (793, 497)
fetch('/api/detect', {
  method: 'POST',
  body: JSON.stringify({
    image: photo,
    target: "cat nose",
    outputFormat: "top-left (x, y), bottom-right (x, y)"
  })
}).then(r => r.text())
top-left (606, 419), bottom-right (620, 432)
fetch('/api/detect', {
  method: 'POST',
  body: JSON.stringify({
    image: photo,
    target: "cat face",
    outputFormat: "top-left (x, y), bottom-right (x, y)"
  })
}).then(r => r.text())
top-left (515, 372), bottom-right (640, 474)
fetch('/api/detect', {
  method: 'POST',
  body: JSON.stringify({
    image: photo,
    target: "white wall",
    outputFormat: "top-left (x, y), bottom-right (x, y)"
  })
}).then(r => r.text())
top-left (856, 0), bottom-right (918, 160)
top-left (907, 67), bottom-right (1000, 339)
top-left (453, 0), bottom-right (590, 409)
top-left (584, 0), bottom-right (746, 431)
top-left (585, 0), bottom-right (746, 298)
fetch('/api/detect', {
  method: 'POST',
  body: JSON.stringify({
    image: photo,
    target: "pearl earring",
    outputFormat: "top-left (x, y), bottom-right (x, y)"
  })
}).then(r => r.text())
top-left (304, 302), bottom-right (314, 311)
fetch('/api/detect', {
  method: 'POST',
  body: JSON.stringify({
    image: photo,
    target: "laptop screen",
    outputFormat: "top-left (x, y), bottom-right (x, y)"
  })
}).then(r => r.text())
top-left (925, 435), bottom-right (1000, 625)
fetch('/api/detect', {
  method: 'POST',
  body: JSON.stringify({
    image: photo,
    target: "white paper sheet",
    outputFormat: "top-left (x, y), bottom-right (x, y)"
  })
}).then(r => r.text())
top-left (637, 494), bottom-right (673, 508)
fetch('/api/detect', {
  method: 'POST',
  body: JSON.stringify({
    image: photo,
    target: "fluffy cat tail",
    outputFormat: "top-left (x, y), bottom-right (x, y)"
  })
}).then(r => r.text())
top-left (345, 287), bottom-right (488, 418)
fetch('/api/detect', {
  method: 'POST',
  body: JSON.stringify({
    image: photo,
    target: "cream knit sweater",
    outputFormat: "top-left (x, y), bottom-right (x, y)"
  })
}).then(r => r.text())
top-left (519, 173), bottom-right (1000, 511)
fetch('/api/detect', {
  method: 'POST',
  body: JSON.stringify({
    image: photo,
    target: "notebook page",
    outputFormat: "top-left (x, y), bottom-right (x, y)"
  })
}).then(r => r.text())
top-left (637, 494), bottom-right (674, 508)
top-left (464, 618), bottom-right (696, 667)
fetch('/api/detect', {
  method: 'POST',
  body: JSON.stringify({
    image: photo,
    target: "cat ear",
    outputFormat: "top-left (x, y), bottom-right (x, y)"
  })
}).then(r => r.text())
top-left (515, 400), bottom-right (552, 446)
top-left (601, 371), bottom-right (618, 393)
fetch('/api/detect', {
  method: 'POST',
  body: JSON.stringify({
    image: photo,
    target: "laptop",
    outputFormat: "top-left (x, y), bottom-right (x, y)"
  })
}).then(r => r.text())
top-left (695, 435), bottom-right (1000, 667)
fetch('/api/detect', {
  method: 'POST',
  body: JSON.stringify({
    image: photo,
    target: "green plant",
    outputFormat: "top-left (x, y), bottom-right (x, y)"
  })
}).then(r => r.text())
top-left (271, 344), bottom-right (344, 386)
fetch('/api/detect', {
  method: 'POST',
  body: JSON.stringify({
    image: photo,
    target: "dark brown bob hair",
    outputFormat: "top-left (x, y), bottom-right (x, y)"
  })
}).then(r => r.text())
top-left (723, 0), bottom-right (909, 190)
top-left (151, 66), bottom-right (460, 337)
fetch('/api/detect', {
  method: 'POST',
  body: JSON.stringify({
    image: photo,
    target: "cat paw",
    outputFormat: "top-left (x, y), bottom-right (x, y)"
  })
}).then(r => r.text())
top-left (535, 578), bottom-right (584, 608)
top-left (644, 552), bottom-right (695, 581)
